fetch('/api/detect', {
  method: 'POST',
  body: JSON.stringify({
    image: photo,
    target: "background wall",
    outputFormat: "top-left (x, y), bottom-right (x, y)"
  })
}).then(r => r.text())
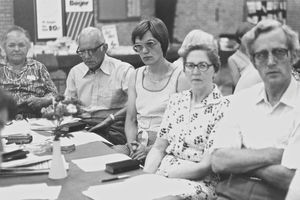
top-left (94, 0), bottom-right (155, 45)
top-left (173, 0), bottom-right (245, 41)
top-left (1, 0), bottom-right (300, 44)
top-left (0, 0), bottom-right (14, 39)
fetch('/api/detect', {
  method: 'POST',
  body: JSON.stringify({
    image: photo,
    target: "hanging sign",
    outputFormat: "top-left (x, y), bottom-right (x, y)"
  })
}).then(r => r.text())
top-left (36, 0), bottom-right (63, 39)
top-left (65, 0), bottom-right (93, 12)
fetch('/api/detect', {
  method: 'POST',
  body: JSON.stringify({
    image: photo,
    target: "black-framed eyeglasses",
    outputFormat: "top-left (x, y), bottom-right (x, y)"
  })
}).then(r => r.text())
top-left (133, 40), bottom-right (158, 53)
top-left (253, 48), bottom-right (289, 63)
top-left (184, 62), bottom-right (214, 72)
top-left (76, 43), bottom-right (105, 56)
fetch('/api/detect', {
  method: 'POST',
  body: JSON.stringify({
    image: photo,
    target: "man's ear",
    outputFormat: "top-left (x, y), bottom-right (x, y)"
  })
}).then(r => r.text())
top-left (102, 43), bottom-right (108, 53)
top-left (290, 49), bottom-right (300, 66)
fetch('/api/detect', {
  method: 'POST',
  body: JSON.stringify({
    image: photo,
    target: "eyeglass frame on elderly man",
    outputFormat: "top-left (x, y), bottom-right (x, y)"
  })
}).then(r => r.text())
top-left (76, 43), bottom-right (105, 57)
top-left (184, 62), bottom-right (214, 72)
top-left (133, 40), bottom-right (158, 53)
top-left (253, 47), bottom-right (289, 63)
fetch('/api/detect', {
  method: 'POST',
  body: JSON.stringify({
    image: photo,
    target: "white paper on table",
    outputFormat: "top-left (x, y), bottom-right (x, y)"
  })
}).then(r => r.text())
top-left (72, 153), bottom-right (130, 172)
top-left (67, 130), bottom-right (112, 146)
top-left (2, 120), bottom-right (31, 137)
top-left (1, 154), bottom-right (52, 168)
top-left (0, 183), bottom-right (61, 200)
top-left (83, 174), bottom-right (194, 200)
top-left (28, 118), bottom-right (56, 131)
top-left (28, 117), bottom-right (80, 131)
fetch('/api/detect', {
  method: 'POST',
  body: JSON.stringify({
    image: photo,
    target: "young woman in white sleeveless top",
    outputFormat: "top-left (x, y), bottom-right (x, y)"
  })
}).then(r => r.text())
top-left (113, 17), bottom-right (190, 160)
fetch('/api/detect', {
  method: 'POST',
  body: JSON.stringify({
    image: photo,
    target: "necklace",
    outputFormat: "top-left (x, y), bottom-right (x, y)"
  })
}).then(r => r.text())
top-left (3, 64), bottom-right (26, 82)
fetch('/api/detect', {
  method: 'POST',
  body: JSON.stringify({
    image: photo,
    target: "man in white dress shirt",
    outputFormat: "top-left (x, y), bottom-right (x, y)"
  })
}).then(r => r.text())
top-left (210, 19), bottom-right (300, 200)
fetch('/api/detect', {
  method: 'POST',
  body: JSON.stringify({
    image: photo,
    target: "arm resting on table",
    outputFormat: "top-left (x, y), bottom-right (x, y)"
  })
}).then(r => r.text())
top-left (167, 152), bottom-right (212, 180)
top-left (144, 138), bottom-right (168, 173)
top-left (211, 147), bottom-right (283, 174)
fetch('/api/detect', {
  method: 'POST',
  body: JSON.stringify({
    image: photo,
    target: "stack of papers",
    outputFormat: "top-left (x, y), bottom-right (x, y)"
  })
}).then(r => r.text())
top-left (1, 154), bottom-right (68, 176)
top-left (0, 183), bottom-right (61, 200)
top-left (83, 174), bottom-right (195, 200)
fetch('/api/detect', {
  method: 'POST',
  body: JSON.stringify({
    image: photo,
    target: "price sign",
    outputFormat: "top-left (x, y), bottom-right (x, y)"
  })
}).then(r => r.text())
top-left (36, 0), bottom-right (63, 39)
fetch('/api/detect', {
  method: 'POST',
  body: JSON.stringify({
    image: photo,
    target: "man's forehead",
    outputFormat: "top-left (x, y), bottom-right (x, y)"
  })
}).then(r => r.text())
top-left (79, 34), bottom-right (103, 47)
top-left (252, 28), bottom-right (288, 51)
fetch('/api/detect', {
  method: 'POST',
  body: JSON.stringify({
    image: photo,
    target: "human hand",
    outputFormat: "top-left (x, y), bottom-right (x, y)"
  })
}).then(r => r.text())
top-left (26, 97), bottom-right (51, 109)
top-left (130, 143), bottom-right (147, 161)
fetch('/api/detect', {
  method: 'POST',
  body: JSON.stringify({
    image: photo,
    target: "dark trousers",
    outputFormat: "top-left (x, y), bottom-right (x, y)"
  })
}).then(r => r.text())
top-left (216, 175), bottom-right (287, 200)
top-left (83, 116), bottom-right (127, 145)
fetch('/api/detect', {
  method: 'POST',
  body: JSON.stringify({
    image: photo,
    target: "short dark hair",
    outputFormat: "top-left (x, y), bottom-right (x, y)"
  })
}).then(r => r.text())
top-left (2, 25), bottom-right (31, 47)
top-left (0, 89), bottom-right (17, 121)
top-left (182, 44), bottom-right (220, 72)
top-left (131, 17), bottom-right (169, 57)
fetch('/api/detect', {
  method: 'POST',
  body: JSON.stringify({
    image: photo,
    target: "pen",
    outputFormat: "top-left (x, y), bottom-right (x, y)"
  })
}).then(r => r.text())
top-left (101, 174), bottom-right (130, 183)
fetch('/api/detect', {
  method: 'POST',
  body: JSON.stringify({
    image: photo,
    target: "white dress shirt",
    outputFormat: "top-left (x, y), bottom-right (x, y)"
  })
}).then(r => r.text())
top-left (211, 78), bottom-right (300, 151)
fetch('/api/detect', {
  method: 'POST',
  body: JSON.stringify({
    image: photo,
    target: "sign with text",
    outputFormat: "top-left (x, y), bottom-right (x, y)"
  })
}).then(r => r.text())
top-left (102, 25), bottom-right (119, 49)
top-left (36, 0), bottom-right (63, 39)
top-left (65, 0), bottom-right (93, 12)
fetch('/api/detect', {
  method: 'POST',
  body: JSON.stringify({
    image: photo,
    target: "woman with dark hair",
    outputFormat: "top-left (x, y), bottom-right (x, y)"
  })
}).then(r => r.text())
top-left (143, 44), bottom-right (230, 200)
top-left (0, 26), bottom-right (57, 118)
top-left (113, 17), bottom-right (189, 160)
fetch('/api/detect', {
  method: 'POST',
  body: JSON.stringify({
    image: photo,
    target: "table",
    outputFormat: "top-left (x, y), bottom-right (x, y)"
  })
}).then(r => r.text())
top-left (0, 131), bottom-right (143, 200)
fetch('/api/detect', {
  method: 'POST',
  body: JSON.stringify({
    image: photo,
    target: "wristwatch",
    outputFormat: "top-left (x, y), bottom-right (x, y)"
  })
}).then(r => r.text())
top-left (109, 114), bottom-right (115, 121)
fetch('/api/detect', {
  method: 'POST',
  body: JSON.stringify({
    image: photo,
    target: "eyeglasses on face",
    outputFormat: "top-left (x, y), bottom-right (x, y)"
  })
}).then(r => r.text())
top-left (184, 62), bottom-right (213, 72)
top-left (254, 48), bottom-right (289, 63)
top-left (133, 40), bottom-right (158, 53)
top-left (76, 43), bottom-right (105, 56)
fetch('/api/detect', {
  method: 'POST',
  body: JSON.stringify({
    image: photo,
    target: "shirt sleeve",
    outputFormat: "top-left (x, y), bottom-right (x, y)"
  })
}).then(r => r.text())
top-left (121, 65), bottom-right (134, 93)
top-left (157, 94), bottom-right (178, 140)
top-left (209, 99), bottom-right (243, 153)
top-left (282, 124), bottom-right (300, 169)
top-left (64, 68), bottom-right (78, 99)
top-left (39, 63), bottom-right (58, 97)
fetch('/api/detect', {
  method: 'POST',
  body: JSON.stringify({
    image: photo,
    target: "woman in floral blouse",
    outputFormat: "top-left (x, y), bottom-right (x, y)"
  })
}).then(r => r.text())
top-left (144, 44), bottom-right (230, 200)
top-left (0, 26), bottom-right (57, 117)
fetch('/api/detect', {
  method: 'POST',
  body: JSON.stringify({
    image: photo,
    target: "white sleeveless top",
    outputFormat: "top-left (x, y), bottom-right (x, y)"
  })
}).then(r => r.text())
top-left (135, 65), bottom-right (182, 133)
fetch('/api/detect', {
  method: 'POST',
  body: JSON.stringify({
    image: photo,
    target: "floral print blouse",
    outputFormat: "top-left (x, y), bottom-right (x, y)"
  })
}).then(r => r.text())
top-left (0, 59), bottom-right (57, 105)
top-left (158, 85), bottom-right (230, 162)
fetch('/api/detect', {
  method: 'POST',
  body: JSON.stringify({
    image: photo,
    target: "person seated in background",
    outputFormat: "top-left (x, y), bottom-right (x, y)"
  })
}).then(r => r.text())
top-left (210, 19), bottom-right (300, 200)
top-left (65, 27), bottom-right (134, 145)
top-left (173, 29), bottom-right (215, 69)
top-left (0, 26), bottom-right (57, 118)
top-left (113, 17), bottom-right (190, 161)
top-left (0, 88), bottom-right (17, 165)
top-left (143, 44), bottom-right (230, 200)
top-left (227, 22), bottom-right (262, 93)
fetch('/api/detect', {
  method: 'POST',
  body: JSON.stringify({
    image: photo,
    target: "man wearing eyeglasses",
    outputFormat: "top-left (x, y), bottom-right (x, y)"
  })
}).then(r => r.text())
top-left (65, 27), bottom-right (134, 145)
top-left (210, 20), bottom-right (300, 200)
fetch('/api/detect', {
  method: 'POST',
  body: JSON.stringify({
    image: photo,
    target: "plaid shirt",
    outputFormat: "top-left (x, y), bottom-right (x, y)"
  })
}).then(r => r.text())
top-left (0, 58), bottom-right (57, 105)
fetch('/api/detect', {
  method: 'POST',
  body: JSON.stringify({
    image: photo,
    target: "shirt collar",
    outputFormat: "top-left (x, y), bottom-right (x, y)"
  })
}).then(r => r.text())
top-left (189, 84), bottom-right (223, 106)
top-left (82, 54), bottom-right (110, 77)
top-left (256, 77), bottom-right (298, 108)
